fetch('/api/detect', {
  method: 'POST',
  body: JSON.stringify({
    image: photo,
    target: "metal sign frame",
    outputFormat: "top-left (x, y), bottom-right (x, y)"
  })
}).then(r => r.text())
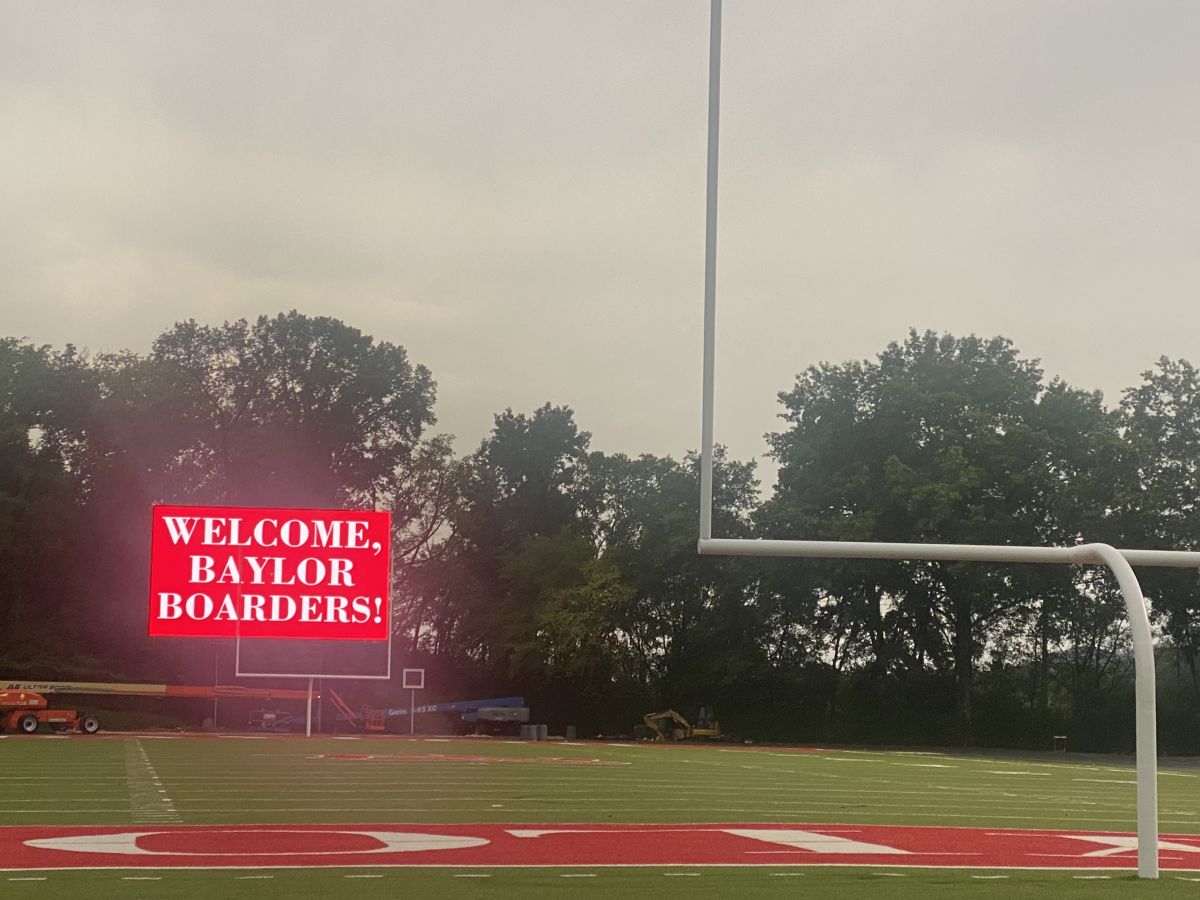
top-left (401, 668), bottom-right (425, 735)
top-left (233, 628), bottom-right (393, 682)
top-left (233, 630), bottom-right (393, 738)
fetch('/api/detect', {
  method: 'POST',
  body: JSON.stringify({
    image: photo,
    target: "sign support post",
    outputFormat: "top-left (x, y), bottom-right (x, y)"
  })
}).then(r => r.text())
top-left (305, 677), bottom-right (314, 738)
top-left (212, 646), bottom-right (219, 729)
top-left (402, 668), bottom-right (425, 736)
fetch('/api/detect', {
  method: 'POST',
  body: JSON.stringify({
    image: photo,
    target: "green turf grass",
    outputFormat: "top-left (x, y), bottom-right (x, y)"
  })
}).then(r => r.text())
top-left (2, 735), bottom-right (1195, 831)
top-left (2, 734), bottom-right (1197, 898)
top-left (4, 867), bottom-right (1200, 899)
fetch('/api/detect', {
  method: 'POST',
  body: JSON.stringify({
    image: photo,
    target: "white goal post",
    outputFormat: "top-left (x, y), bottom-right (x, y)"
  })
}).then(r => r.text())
top-left (695, 0), bottom-right (1200, 880)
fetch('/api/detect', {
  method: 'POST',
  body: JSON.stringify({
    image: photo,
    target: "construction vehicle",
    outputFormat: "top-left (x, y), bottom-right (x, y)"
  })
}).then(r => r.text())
top-left (327, 694), bottom-right (531, 735)
top-left (643, 708), bottom-right (720, 742)
top-left (3, 679), bottom-right (319, 733)
top-left (386, 696), bottom-right (529, 735)
top-left (327, 687), bottom-right (389, 733)
top-left (0, 690), bottom-right (100, 734)
top-left (247, 709), bottom-right (304, 733)
top-left (3, 678), bottom-right (314, 702)
top-left (462, 705), bottom-right (531, 735)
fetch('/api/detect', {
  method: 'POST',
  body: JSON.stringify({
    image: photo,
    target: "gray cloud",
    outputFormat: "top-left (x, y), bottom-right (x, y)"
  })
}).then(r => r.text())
top-left (3, 0), bottom-right (1199, 482)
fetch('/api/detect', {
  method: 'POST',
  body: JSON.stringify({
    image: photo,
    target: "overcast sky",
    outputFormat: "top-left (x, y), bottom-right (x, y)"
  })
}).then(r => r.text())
top-left (3, 1), bottom-right (1199, 489)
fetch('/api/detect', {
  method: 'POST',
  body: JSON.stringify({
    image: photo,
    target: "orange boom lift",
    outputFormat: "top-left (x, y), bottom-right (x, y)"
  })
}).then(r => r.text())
top-left (0, 680), bottom-right (317, 734)
top-left (0, 690), bottom-right (99, 734)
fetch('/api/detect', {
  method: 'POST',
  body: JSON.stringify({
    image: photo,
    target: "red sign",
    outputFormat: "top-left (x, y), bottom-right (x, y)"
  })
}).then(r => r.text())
top-left (148, 505), bottom-right (391, 640)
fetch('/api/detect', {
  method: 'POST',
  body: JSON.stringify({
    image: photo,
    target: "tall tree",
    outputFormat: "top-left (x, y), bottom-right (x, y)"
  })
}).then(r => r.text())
top-left (7, 313), bottom-right (442, 682)
top-left (760, 330), bottom-right (1127, 738)
top-left (586, 448), bottom-right (762, 717)
top-left (439, 404), bottom-right (592, 680)
top-left (0, 340), bottom-right (116, 676)
top-left (143, 311), bottom-right (437, 508)
top-left (1122, 358), bottom-right (1200, 691)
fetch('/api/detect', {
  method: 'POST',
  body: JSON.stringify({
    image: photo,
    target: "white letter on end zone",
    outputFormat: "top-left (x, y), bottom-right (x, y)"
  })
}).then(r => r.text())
top-left (725, 829), bottom-right (909, 855)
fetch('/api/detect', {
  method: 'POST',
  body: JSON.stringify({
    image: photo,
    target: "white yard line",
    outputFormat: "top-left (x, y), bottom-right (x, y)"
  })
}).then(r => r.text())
top-left (125, 739), bottom-right (181, 825)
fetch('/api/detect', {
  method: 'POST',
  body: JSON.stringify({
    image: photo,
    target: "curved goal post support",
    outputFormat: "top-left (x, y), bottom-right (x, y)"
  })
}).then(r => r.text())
top-left (693, 0), bottom-right (1200, 880)
top-left (697, 537), bottom-right (1171, 878)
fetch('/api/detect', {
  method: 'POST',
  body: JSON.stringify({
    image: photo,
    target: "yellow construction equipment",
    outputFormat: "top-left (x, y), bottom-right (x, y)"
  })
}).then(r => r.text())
top-left (642, 709), bottom-right (720, 742)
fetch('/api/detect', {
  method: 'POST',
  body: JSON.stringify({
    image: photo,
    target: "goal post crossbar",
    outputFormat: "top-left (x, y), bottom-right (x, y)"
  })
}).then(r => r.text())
top-left (698, 538), bottom-right (1200, 569)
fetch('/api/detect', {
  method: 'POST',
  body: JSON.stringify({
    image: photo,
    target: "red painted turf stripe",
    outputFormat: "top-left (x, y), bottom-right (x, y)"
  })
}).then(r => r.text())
top-left (2, 823), bottom-right (1199, 871)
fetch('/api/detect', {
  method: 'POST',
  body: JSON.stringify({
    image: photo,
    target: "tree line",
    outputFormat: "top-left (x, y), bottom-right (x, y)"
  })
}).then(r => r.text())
top-left (2, 314), bottom-right (1199, 751)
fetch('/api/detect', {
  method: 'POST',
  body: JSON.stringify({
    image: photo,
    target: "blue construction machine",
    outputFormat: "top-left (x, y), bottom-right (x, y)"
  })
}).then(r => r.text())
top-left (330, 691), bottom-right (530, 735)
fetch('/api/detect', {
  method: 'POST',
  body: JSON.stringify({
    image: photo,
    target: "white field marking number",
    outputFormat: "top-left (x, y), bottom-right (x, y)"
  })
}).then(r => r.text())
top-left (507, 828), bottom-right (908, 855)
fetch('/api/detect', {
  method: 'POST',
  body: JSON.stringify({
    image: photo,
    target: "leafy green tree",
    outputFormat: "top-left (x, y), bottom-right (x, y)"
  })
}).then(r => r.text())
top-left (1122, 358), bottom-right (1200, 691)
top-left (143, 311), bottom-right (437, 508)
top-left (536, 558), bottom-right (635, 685)
top-left (0, 340), bottom-right (106, 675)
top-left (2, 314), bottom-right (442, 682)
top-left (587, 448), bottom-right (762, 720)
top-left (434, 405), bottom-right (592, 679)
top-left (760, 330), bottom-right (1128, 739)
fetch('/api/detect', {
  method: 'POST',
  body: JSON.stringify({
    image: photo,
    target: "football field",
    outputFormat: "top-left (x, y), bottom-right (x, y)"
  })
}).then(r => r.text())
top-left (3, 733), bottom-right (1200, 897)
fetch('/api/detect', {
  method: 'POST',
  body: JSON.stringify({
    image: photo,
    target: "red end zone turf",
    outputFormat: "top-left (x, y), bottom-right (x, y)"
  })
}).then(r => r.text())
top-left (3, 823), bottom-right (1199, 871)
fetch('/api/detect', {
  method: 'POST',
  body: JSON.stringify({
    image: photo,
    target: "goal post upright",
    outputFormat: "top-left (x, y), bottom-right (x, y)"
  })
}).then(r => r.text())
top-left (694, 0), bottom-right (1200, 880)
top-left (699, 0), bottom-right (721, 544)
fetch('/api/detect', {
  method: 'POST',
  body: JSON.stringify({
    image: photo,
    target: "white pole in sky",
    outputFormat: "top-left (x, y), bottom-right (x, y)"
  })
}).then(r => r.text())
top-left (699, 0), bottom-right (721, 541)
